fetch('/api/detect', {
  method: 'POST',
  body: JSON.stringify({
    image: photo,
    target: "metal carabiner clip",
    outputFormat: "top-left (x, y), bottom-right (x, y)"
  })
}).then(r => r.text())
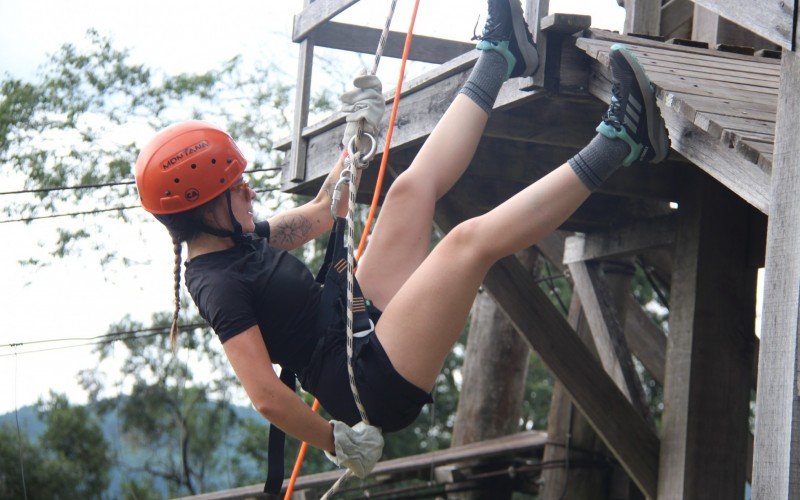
top-left (347, 132), bottom-right (377, 167)
top-left (330, 170), bottom-right (353, 220)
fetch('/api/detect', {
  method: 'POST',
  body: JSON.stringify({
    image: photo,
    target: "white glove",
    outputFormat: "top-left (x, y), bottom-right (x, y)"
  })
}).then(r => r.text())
top-left (340, 75), bottom-right (385, 151)
top-left (325, 420), bottom-right (384, 478)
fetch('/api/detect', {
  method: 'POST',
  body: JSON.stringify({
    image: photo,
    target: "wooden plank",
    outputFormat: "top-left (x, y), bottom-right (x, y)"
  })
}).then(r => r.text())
top-left (434, 196), bottom-right (660, 498)
top-left (694, 113), bottom-right (776, 139)
top-left (184, 431), bottom-right (549, 499)
top-left (586, 27), bottom-right (784, 65)
top-left (657, 169), bottom-right (756, 499)
top-left (562, 215), bottom-right (676, 264)
top-left (536, 231), bottom-right (669, 385)
top-left (690, 0), bottom-right (794, 50)
top-left (660, 0), bottom-right (694, 39)
top-left (312, 22), bottom-right (473, 64)
top-left (276, 50), bottom-right (481, 151)
top-left (292, 0), bottom-right (360, 42)
top-left (624, 297), bottom-right (666, 384)
top-left (568, 260), bottom-right (655, 425)
top-left (589, 63), bottom-right (771, 213)
top-left (625, 0), bottom-right (662, 36)
top-left (290, 2), bottom-right (316, 182)
top-left (752, 50), bottom-right (800, 500)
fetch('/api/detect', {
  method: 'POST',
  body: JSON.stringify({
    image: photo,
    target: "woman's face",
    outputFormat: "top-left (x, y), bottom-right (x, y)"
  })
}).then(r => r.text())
top-left (206, 177), bottom-right (257, 234)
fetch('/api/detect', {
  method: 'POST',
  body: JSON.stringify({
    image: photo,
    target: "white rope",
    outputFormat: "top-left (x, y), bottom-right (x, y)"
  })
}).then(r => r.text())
top-left (321, 2), bottom-right (399, 497)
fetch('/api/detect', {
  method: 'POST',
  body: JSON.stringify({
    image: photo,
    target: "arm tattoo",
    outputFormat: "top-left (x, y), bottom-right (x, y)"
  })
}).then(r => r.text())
top-left (272, 214), bottom-right (313, 248)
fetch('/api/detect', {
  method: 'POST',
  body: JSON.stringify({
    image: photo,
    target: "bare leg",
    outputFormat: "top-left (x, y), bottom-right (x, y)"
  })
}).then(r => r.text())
top-left (376, 164), bottom-right (591, 391)
top-left (356, 95), bottom-right (490, 309)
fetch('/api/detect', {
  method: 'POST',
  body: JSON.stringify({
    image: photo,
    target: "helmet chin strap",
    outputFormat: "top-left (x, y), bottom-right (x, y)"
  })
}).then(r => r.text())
top-left (201, 190), bottom-right (249, 245)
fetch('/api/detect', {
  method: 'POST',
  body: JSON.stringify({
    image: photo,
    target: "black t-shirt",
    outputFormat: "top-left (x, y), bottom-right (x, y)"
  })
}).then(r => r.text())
top-left (184, 227), bottom-right (322, 373)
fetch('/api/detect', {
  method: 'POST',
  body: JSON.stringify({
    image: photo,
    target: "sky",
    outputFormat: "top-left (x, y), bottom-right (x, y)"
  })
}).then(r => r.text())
top-left (0, 0), bottom-right (631, 415)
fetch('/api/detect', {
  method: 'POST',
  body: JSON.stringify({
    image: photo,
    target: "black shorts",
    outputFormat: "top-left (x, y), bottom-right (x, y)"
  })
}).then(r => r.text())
top-left (299, 305), bottom-right (433, 433)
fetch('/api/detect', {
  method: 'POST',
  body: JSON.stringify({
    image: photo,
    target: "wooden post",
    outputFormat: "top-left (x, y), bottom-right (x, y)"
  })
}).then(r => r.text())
top-left (624, 0), bottom-right (661, 36)
top-left (752, 47), bottom-right (800, 499)
top-left (657, 170), bottom-right (756, 499)
top-left (691, 5), bottom-right (780, 51)
top-left (450, 251), bottom-right (536, 500)
top-left (541, 261), bottom-right (641, 499)
top-left (290, 0), bottom-right (316, 182)
top-left (525, 0), bottom-right (550, 42)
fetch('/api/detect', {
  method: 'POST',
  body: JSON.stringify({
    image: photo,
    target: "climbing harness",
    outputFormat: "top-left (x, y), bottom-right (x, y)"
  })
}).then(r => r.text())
top-left (282, 0), bottom-right (423, 498)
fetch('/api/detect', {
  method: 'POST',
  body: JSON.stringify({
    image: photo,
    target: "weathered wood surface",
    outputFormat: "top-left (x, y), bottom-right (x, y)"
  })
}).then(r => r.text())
top-left (183, 431), bottom-right (548, 500)
top-left (434, 196), bottom-right (660, 499)
top-left (562, 215), bottom-right (676, 264)
top-left (568, 260), bottom-right (654, 425)
top-left (452, 259), bottom-right (534, 445)
top-left (625, 0), bottom-right (661, 36)
top-left (292, 0), bottom-right (360, 42)
top-left (657, 169), bottom-right (756, 499)
top-left (752, 50), bottom-right (800, 500)
top-left (313, 22), bottom-right (473, 64)
top-left (660, 0), bottom-right (694, 39)
top-left (290, 8), bottom-right (315, 182)
top-left (690, 0), bottom-right (794, 50)
top-left (579, 36), bottom-right (774, 213)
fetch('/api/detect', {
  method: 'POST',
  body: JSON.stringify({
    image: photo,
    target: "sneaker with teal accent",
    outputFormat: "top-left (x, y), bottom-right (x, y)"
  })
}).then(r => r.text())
top-left (474, 0), bottom-right (540, 79)
top-left (596, 44), bottom-right (670, 166)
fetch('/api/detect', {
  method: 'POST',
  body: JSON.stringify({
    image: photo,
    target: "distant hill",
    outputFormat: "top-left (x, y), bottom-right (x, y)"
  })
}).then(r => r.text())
top-left (0, 398), bottom-right (266, 497)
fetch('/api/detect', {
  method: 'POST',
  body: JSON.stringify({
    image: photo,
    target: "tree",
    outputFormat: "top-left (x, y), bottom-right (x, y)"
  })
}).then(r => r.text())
top-left (0, 392), bottom-right (111, 499)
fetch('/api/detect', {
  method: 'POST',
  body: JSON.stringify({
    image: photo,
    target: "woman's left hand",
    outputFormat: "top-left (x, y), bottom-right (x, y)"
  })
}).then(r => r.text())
top-left (340, 75), bottom-right (385, 150)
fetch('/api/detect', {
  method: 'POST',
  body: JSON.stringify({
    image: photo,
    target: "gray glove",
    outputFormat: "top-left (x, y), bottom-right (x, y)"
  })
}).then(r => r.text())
top-left (340, 74), bottom-right (385, 150)
top-left (324, 420), bottom-right (384, 478)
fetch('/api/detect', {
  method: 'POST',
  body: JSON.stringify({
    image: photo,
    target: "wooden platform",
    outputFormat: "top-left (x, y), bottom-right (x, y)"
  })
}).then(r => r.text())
top-left (180, 431), bottom-right (548, 499)
top-left (577, 29), bottom-right (780, 214)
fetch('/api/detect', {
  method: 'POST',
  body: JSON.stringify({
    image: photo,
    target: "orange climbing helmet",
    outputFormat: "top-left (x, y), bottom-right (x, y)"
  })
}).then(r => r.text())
top-left (135, 120), bottom-right (247, 215)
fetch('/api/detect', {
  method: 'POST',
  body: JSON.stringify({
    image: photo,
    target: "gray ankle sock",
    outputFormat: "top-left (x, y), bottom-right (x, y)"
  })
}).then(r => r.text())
top-left (568, 134), bottom-right (632, 191)
top-left (459, 49), bottom-right (507, 114)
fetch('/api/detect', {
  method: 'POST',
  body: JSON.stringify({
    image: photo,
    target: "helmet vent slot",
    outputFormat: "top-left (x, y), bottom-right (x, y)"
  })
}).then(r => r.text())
top-left (174, 178), bottom-right (180, 183)
top-left (211, 158), bottom-right (217, 165)
top-left (219, 178), bottom-right (225, 183)
top-left (191, 163), bottom-right (197, 169)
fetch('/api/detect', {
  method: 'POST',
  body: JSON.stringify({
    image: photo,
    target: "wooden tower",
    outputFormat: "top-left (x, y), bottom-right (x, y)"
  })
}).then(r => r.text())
top-left (189, 0), bottom-right (800, 498)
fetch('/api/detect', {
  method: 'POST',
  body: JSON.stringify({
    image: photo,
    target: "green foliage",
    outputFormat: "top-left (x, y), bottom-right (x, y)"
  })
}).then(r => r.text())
top-left (79, 308), bottom-right (243, 496)
top-left (38, 392), bottom-right (111, 497)
top-left (0, 393), bottom-right (111, 499)
top-left (0, 30), bottom-right (317, 265)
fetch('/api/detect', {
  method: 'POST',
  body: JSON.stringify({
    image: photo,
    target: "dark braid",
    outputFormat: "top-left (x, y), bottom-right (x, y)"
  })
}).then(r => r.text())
top-left (153, 193), bottom-right (226, 351)
top-left (170, 237), bottom-right (182, 352)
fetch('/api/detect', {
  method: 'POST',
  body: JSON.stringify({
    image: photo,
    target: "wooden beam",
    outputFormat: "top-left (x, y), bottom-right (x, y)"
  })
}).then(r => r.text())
top-left (624, 296), bottom-right (666, 384)
top-left (625, 0), bottom-right (662, 36)
top-left (690, 0), bottom-right (794, 50)
top-left (312, 22), bottom-right (473, 64)
top-left (434, 196), bottom-right (660, 499)
top-left (568, 260), bottom-right (655, 425)
top-left (562, 215), bottom-right (676, 264)
top-left (752, 49), bottom-right (800, 499)
top-left (657, 169), bottom-right (756, 498)
top-left (289, 25), bottom-right (315, 182)
top-left (292, 0), bottom-right (360, 42)
top-left (692, 5), bottom-right (781, 51)
top-left (660, 0), bottom-right (694, 39)
top-left (533, 13), bottom-right (592, 92)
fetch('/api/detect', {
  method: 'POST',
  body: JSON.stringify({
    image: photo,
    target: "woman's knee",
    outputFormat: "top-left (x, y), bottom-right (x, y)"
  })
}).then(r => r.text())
top-left (386, 172), bottom-right (436, 204)
top-left (442, 216), bottom-right (497, 265)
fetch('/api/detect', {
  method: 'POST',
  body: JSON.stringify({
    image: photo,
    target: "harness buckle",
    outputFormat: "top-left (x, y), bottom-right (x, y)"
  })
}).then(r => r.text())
top-left (353, 318), bottom-right (375, 338)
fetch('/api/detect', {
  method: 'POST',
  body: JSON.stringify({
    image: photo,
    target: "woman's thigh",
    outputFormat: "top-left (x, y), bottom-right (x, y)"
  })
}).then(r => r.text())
top-left (356, 174), bottom-right (438, 310)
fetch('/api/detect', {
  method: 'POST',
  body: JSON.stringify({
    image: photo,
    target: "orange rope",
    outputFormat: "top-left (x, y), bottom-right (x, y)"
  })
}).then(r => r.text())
top-left (284, 2), bottom-right (421, 498)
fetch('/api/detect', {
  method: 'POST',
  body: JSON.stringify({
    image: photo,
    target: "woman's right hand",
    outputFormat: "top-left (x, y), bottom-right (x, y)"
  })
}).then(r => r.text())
top-left (325, 420), bottom-right (384, 478)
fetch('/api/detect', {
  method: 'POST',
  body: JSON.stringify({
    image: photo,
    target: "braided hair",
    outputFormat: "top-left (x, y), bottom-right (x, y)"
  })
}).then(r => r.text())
top-left (154, 195), bottom-right (225, 351)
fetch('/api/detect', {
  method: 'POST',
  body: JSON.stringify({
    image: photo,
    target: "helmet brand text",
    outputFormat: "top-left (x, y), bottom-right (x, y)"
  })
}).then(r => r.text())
top-left (162, 141), bottom-right (210, 170)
